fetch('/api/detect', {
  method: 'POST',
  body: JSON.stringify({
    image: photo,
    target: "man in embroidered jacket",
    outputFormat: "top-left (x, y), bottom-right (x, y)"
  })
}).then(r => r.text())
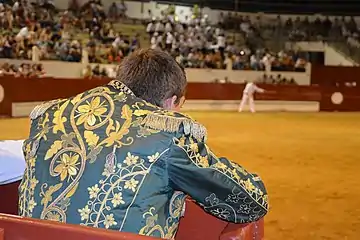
top-left (19, 49), bottom-right (269, 239)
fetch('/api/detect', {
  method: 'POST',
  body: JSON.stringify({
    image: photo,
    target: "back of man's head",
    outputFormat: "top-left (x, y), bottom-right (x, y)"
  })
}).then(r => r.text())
top-left (116, 48), bottom-right (187, 108)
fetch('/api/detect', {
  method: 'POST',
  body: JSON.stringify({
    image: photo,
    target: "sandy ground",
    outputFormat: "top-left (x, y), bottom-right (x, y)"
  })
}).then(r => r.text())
top-left (1, 112), bottom-right (360, 240)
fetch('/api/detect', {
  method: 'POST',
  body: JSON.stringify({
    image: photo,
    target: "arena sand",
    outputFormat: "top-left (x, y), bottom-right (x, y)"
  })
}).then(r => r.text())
top-left (1, 112), bottom-right (359, 240)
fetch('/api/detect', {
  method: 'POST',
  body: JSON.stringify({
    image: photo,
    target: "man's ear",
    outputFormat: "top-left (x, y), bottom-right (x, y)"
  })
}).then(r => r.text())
top-left (162, 95), bottom-right (177, 110)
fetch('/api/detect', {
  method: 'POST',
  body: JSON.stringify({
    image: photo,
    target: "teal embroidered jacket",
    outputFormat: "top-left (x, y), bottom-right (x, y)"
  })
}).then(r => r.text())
top-left (18, 80), bottom-right (269, 239)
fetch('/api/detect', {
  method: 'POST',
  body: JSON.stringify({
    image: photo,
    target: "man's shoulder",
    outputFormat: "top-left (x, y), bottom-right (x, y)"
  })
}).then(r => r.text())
top-left (140, 108), bottom-right (207, 142)
top-left (29, 81), bottom-right (119, 120)
top-left (29, 98), bottom-right (67, 120)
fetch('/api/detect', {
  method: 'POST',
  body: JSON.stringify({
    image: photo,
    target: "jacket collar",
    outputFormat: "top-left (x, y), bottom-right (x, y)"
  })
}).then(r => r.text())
top-left (108, 80), bottom-right (136, 97)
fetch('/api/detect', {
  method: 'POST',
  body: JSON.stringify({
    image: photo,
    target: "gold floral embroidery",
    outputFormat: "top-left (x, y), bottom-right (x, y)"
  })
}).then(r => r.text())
top-left (124, 178), bottom-right (139, 192)
top-left (28, 157), bottom-right (36, 167)
top-left (40, 183), bottom-right (63, 207)
top-left (88, 184), bottom-right (100, 199)
top-left (104, 214), bottom-right (117, 229)
top-left (111, 193), bottom-right (125, 207)
top-left (44, 140), bottom-right (63, 160)
top-left (173, 137), bottom-right (269, 211)
top-left (19, 140), bottom-right (40, 217)
top-left (198, 155), bottom-right (209, 168)
top-left (71, 93), bottom-right (84, 105)
top-left (75, 96), bottom-right (107, 126)
top-left (78, 205), bottom-right (91, 221)
top-left (54, 153), bottom-right (80, 181)
top-left (27, 198), bottom-right (37, 212)
top-left (178, 136), bottom-right (186, 146)
top-left (52, 100), bottom-right (70, 134)
top-left (124, 152), bottom-right (139, 166)
top-left (147, 152), bottom-right (160, 163)
top-left (84, 131), bottom-right (100, 147)
top-left (242, 179), bottom-right (256, 192)
top-left (139, 191), bottom-right (186, 239)
top-left (29, 177), bottom-right (39, 190)
top-left (20, 82), bottom-right (169, 227)
top-left (47, 212), bottom-right (61, 222)
top-left (78, 150), bottom-right (166, 230)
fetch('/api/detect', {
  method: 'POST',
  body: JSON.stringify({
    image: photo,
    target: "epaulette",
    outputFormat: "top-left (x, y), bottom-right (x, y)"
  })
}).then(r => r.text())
top-left (29, 99), bottom-right (65, 120)
top-left (142, 112), bottom-right (207, 142)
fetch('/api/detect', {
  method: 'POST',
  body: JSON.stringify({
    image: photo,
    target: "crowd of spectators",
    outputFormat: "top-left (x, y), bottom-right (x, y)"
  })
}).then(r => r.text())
top-left (258, 73), bottom-right (297, 85)
top-left (81, 64), bottom-right (118, 78)
top-left (0, 0), bottom-right (135, 64)
top-left (14, 0), bottom-right (360, 74)
top-left (145, 7), bottom-right (311, 72)
top-left (220, 12), bottom-right (360, 64)
top-left (0, 62), bottom-right (45, 77)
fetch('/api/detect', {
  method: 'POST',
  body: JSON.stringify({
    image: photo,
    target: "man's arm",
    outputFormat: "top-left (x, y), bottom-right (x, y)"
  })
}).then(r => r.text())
top-left (167, 137), bottom-right (268, 224)
top-left (254, 84), bottom-right (265, 93)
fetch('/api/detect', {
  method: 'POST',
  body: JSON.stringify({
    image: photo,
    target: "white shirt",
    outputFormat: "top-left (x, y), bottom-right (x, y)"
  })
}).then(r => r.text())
top-left (155, 22), bottom-right (164, 32)
top-left (172, 39), bottom-right (178, 49)
top-left (243, 83), bottom-right (265, 95)
top-left (156, 35), bottom-right (163, 44)
top-left (215, 28), bottom-right (221, 36)
top-left (175, 23), bottom-right (184, 34)
top-left (166, 33), bottom-right (173, 44)
top-left (186, 38), bottom-right (194, 48)
top-left (112, 37), bottom-right (122, 48)
top-left (250, 55), bottom-right (257, 65)
top-left (17, 27), bottom-right (29, 38)
top-left (165, 22), bottom-right (172, 32)
top-left (146, 22), bottom-right (154, 33)
top-left (240, 22), bottom-right (250, 33)
top-left (150, 36), bottom-right (157, 45)
top-left (217, 36), bottom-right (225, 48)
top-left (0, 140), bottom-right (26, 185)
top-left (12, 1), bottom-right (19, 11)
top-left (151, 43), bottom-right (157, 49)
top-left (107, 68), bottom-right (117, 78)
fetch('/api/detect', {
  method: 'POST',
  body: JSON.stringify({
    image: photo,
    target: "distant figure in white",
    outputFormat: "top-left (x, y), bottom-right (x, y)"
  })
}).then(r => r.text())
top-left (238, 82), bottom-right (265, 113)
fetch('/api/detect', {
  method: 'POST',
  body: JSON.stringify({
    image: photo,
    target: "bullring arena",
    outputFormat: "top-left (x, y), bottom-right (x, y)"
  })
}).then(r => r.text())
top-left (1, 64), bottom-right (360, 239)
top-left (1, 112), bottom-right (360, 239)
top-left (1, 0), bottom-right (360, 239)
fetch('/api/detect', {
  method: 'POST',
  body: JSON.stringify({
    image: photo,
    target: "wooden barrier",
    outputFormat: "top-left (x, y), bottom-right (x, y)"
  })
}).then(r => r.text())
top-left (186, 82), bottom-right (321, 101)
top-left (0, 213), bottom-right (158, 240)
top-left (0, 76), bottom-right (322, 116)
top-left (0, 75), bottom-right (359, 116)
top-left (0, 180), bottom-right (263, 240)
top-left (311, 65), bottom-right (360, 111)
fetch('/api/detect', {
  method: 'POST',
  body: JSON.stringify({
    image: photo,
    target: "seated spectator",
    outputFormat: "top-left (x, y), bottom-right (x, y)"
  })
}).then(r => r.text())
top-left (82, 65), bottom-right (93, 78)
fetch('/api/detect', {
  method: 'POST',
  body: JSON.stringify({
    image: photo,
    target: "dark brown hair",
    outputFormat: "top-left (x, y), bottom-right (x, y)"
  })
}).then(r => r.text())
top-left (116, 49), bottom-right (187, 106)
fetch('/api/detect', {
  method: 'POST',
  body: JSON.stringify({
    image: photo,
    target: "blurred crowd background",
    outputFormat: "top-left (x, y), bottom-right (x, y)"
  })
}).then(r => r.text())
top-left (0, 0), bottom-right (359, 82)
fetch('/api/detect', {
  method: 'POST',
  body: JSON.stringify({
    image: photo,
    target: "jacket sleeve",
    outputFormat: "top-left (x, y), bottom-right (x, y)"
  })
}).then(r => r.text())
top-left (167, 137), bottom-right (269, 223)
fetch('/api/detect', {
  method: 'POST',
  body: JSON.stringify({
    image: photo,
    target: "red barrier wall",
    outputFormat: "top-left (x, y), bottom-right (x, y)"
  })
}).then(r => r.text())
top-left (0, 76), bottom-right (322, 116)
top-left (0, 74), bottom-right (359, 116)
top-left (0, 213), bottom-right (158, 240)
top-left (311, 65), bottom-right (360, 86)
top-left (310, 65), bottom-right (360, 111)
